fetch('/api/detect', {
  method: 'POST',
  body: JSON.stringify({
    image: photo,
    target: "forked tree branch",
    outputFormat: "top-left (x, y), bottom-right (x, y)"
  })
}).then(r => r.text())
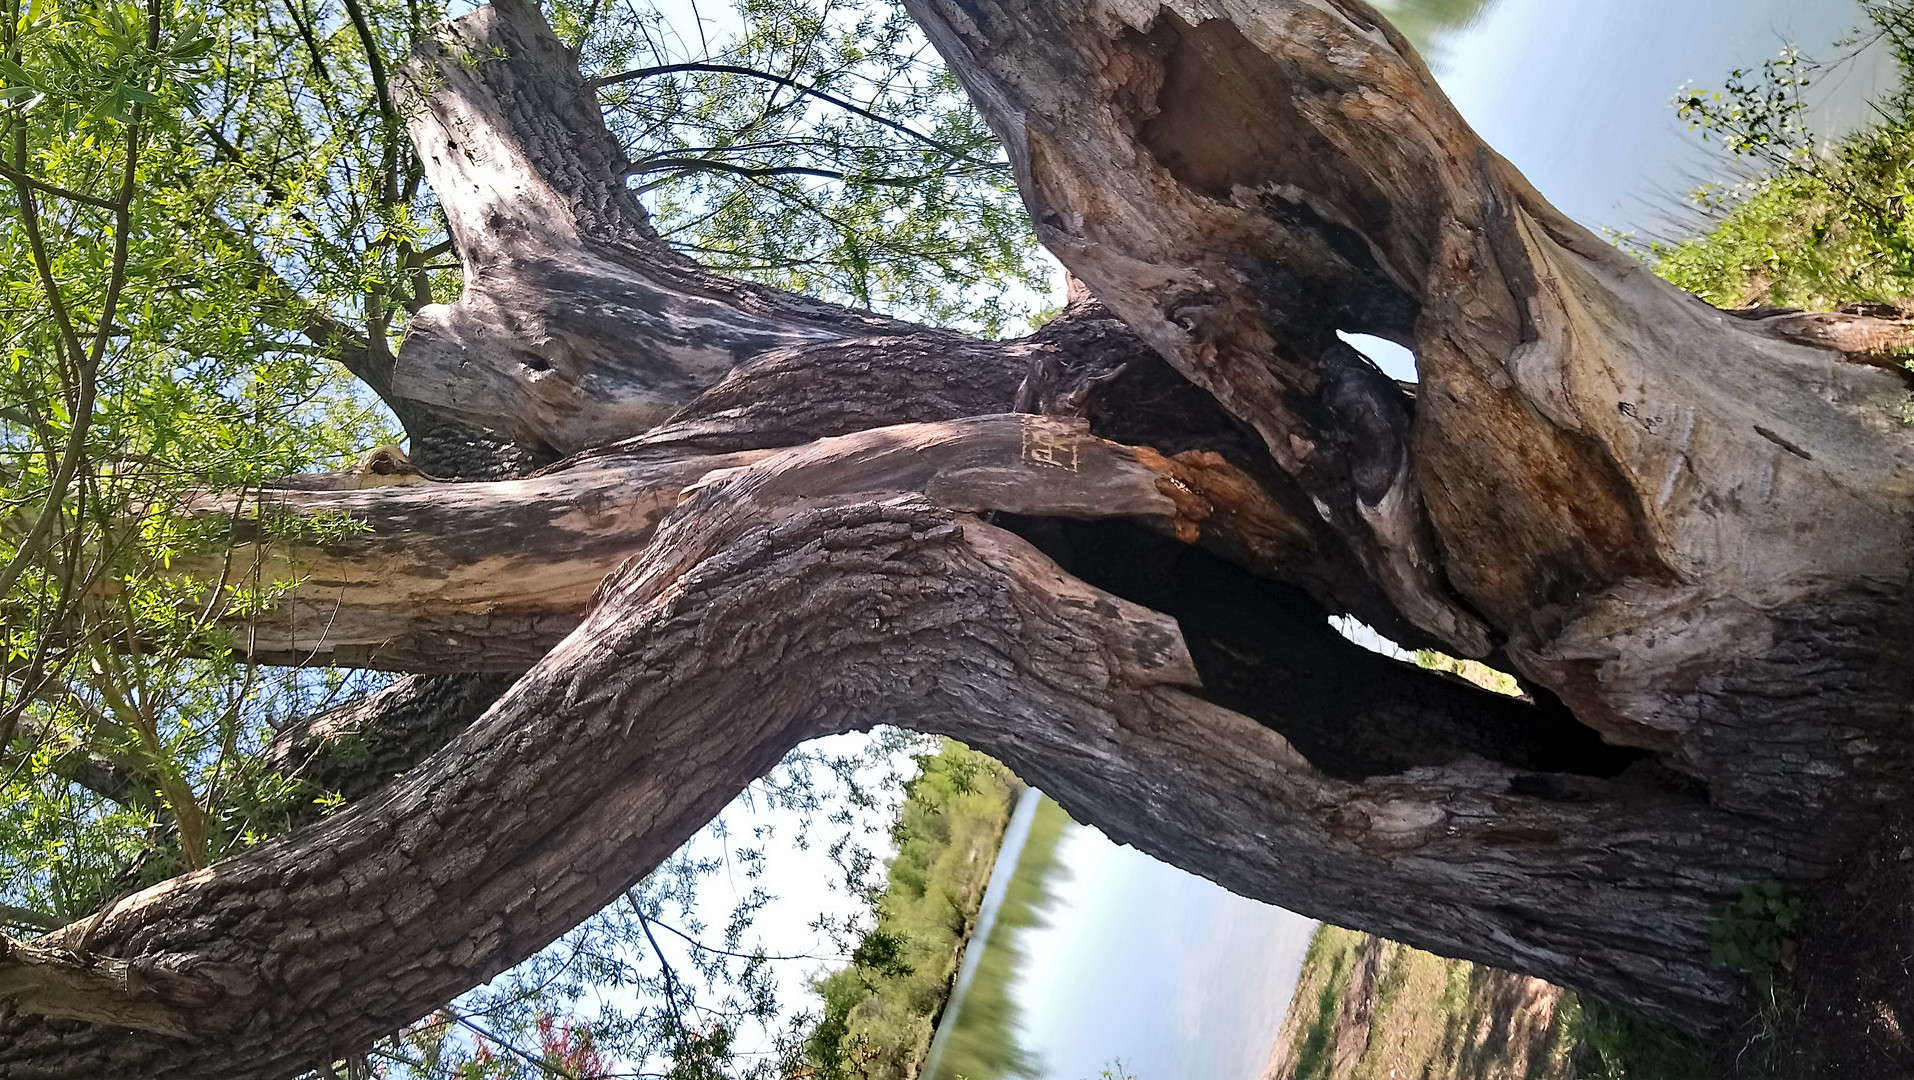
top-left (0, 418), bottom-right (1755, 1077)
top-left (8, 0), bottom-right (1913, 1070)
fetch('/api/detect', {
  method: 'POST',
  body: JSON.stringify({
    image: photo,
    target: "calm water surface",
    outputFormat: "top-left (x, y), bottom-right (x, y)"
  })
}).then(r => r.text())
top-left (923, 796), bottom-right (1316, 1080)
top-left (924, 3), bottom-right (1895, 1078)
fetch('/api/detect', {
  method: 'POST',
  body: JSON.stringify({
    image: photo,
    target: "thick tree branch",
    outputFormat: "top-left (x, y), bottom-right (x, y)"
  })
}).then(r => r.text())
top-left (163, 416), bottom-right (1313, 670)
top-left (392, 0), bottom-right (905, 453)
top-left (260, 674), bottom-right (516, 812)
top-left (0, 419), bottom-right (1769, 1078)
top-left (169, 446), bottom-right (766, 670)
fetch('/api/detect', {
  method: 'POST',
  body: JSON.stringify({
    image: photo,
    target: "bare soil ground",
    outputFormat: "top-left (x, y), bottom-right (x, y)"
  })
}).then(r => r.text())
top-left (1765, 804), bottom-right (1914, 1079)
top-left (1260, 926), bottom-right (1577, 1080)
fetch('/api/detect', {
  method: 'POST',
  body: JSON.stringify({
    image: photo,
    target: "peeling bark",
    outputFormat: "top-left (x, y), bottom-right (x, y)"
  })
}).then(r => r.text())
top-left (171, 446), bottom-right (766, 670)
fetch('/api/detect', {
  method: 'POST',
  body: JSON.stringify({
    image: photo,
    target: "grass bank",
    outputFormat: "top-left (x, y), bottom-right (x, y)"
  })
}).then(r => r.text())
top-left (920, 794), bottom-right (1072, 1080)
top-left (1262, 926), bottom-right (1578, 1080)
top-left (1262, 927), bottom-right (1710, 1080)
top-left (801, 740), bottom-right (1023, 1080)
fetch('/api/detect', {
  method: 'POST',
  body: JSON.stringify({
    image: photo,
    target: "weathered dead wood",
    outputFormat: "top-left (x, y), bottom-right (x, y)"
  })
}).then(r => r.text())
top-left (385, 0), bottom-right (1435, 643)
top-left (1729, 303), bottom-right (1914, 367)
top-left (168, 448), bottom-right (766, 670)
top-left (163, 416), bottom-right (1322, 670)
top-left (899, 0), bottom-right (1914, 842)
top-left (0, 418), bottom-right (1254, 1076)
top-left (0, 937), bottom-right (252, 1040)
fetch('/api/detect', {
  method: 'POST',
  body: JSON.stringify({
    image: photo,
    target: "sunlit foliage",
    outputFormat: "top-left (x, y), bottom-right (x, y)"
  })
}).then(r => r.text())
top-left (1647, 1), bottom-right (1914, 312)
top-left (1, 0), bottom-right (1043, 1070)
top-left (805, 741), bottom-right (1020, 1080)
top-left (577, 0), bottom-right (1052, 333)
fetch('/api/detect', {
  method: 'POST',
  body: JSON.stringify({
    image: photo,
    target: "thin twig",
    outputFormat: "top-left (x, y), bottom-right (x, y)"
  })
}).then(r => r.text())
top-left (0, 161), bottom-right (118, 210)
top-left (593, 61), bottom-right (1003, 168)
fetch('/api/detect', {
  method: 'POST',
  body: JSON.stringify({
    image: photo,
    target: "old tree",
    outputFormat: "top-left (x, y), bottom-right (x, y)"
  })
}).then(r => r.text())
top-left (4, 0), bottom-right (1914, 1074)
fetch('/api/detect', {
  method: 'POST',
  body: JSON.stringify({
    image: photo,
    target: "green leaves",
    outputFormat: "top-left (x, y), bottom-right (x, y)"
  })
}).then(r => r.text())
top-left (2, 0), bottom-right (1045, 1068)
top-left (1674, 46), bottom-right (1817, 171)
top-left (587, 0), bottom-right (1055, 335)
top-left (1646, 0), bottom-right (1914, 314)
top-left (1708, 881), bottom-right (1802, 994)
top-left (1, 0), bottom-right (403, 929)
top-left (1648, 2), bottom-right (1914, 314)
top-left (1, 1), bottom-right (175, 128)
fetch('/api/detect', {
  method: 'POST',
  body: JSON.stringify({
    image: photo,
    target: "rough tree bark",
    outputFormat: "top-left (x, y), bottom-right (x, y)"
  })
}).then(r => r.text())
top-left (3, 0), bottom-right (1912, 1075)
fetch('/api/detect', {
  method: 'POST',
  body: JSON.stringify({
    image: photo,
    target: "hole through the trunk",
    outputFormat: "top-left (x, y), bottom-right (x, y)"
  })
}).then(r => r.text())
top-left (1337, 330), bottom-right (1418, 383)
top-left (1003, 516), bottom-right (1647, 782)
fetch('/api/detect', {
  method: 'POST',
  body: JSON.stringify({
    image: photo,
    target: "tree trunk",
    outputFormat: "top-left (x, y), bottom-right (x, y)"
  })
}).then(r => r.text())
top-left (3, 0), bottom-right (1912, 1074)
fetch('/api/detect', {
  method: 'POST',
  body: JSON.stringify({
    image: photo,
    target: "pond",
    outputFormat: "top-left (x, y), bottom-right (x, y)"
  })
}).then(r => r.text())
top-left (921, 792), bottom-right (1318, 1080)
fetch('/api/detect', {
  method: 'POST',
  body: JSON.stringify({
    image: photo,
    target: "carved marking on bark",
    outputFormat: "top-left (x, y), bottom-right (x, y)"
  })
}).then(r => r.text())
top-left (1019, 417), bottom-right (1082, 471)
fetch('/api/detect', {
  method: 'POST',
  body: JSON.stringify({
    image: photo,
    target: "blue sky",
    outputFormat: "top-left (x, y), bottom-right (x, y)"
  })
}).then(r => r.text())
top-left (1350, 0), bottom-right (1893, 381)
top-left (1009, 818), bottom-right (1318, 1080)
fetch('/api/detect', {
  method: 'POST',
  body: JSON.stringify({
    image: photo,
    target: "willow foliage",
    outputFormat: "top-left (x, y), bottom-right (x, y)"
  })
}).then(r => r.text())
top-left (2, 0), bottom-right (1041, 1071)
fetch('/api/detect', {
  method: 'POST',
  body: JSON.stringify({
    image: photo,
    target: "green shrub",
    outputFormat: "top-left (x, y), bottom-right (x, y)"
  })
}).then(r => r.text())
top-left (1561, 996), bottom-right (1713, 1080)
top-left (802, 741), bottom-right (1021, 1080)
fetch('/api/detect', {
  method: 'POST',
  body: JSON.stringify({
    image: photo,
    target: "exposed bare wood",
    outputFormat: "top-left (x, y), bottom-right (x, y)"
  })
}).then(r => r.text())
top-left (0, 936), bottom-right (253, 1040)
top-left (899, 0), bottom-right (1914, 842)
top-left (165, 416), bottom-right (1324, 670)
top-left (1730, 303), bottom-right (1914, 367)
top-left (169, 447), bottom-right (764, 670)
